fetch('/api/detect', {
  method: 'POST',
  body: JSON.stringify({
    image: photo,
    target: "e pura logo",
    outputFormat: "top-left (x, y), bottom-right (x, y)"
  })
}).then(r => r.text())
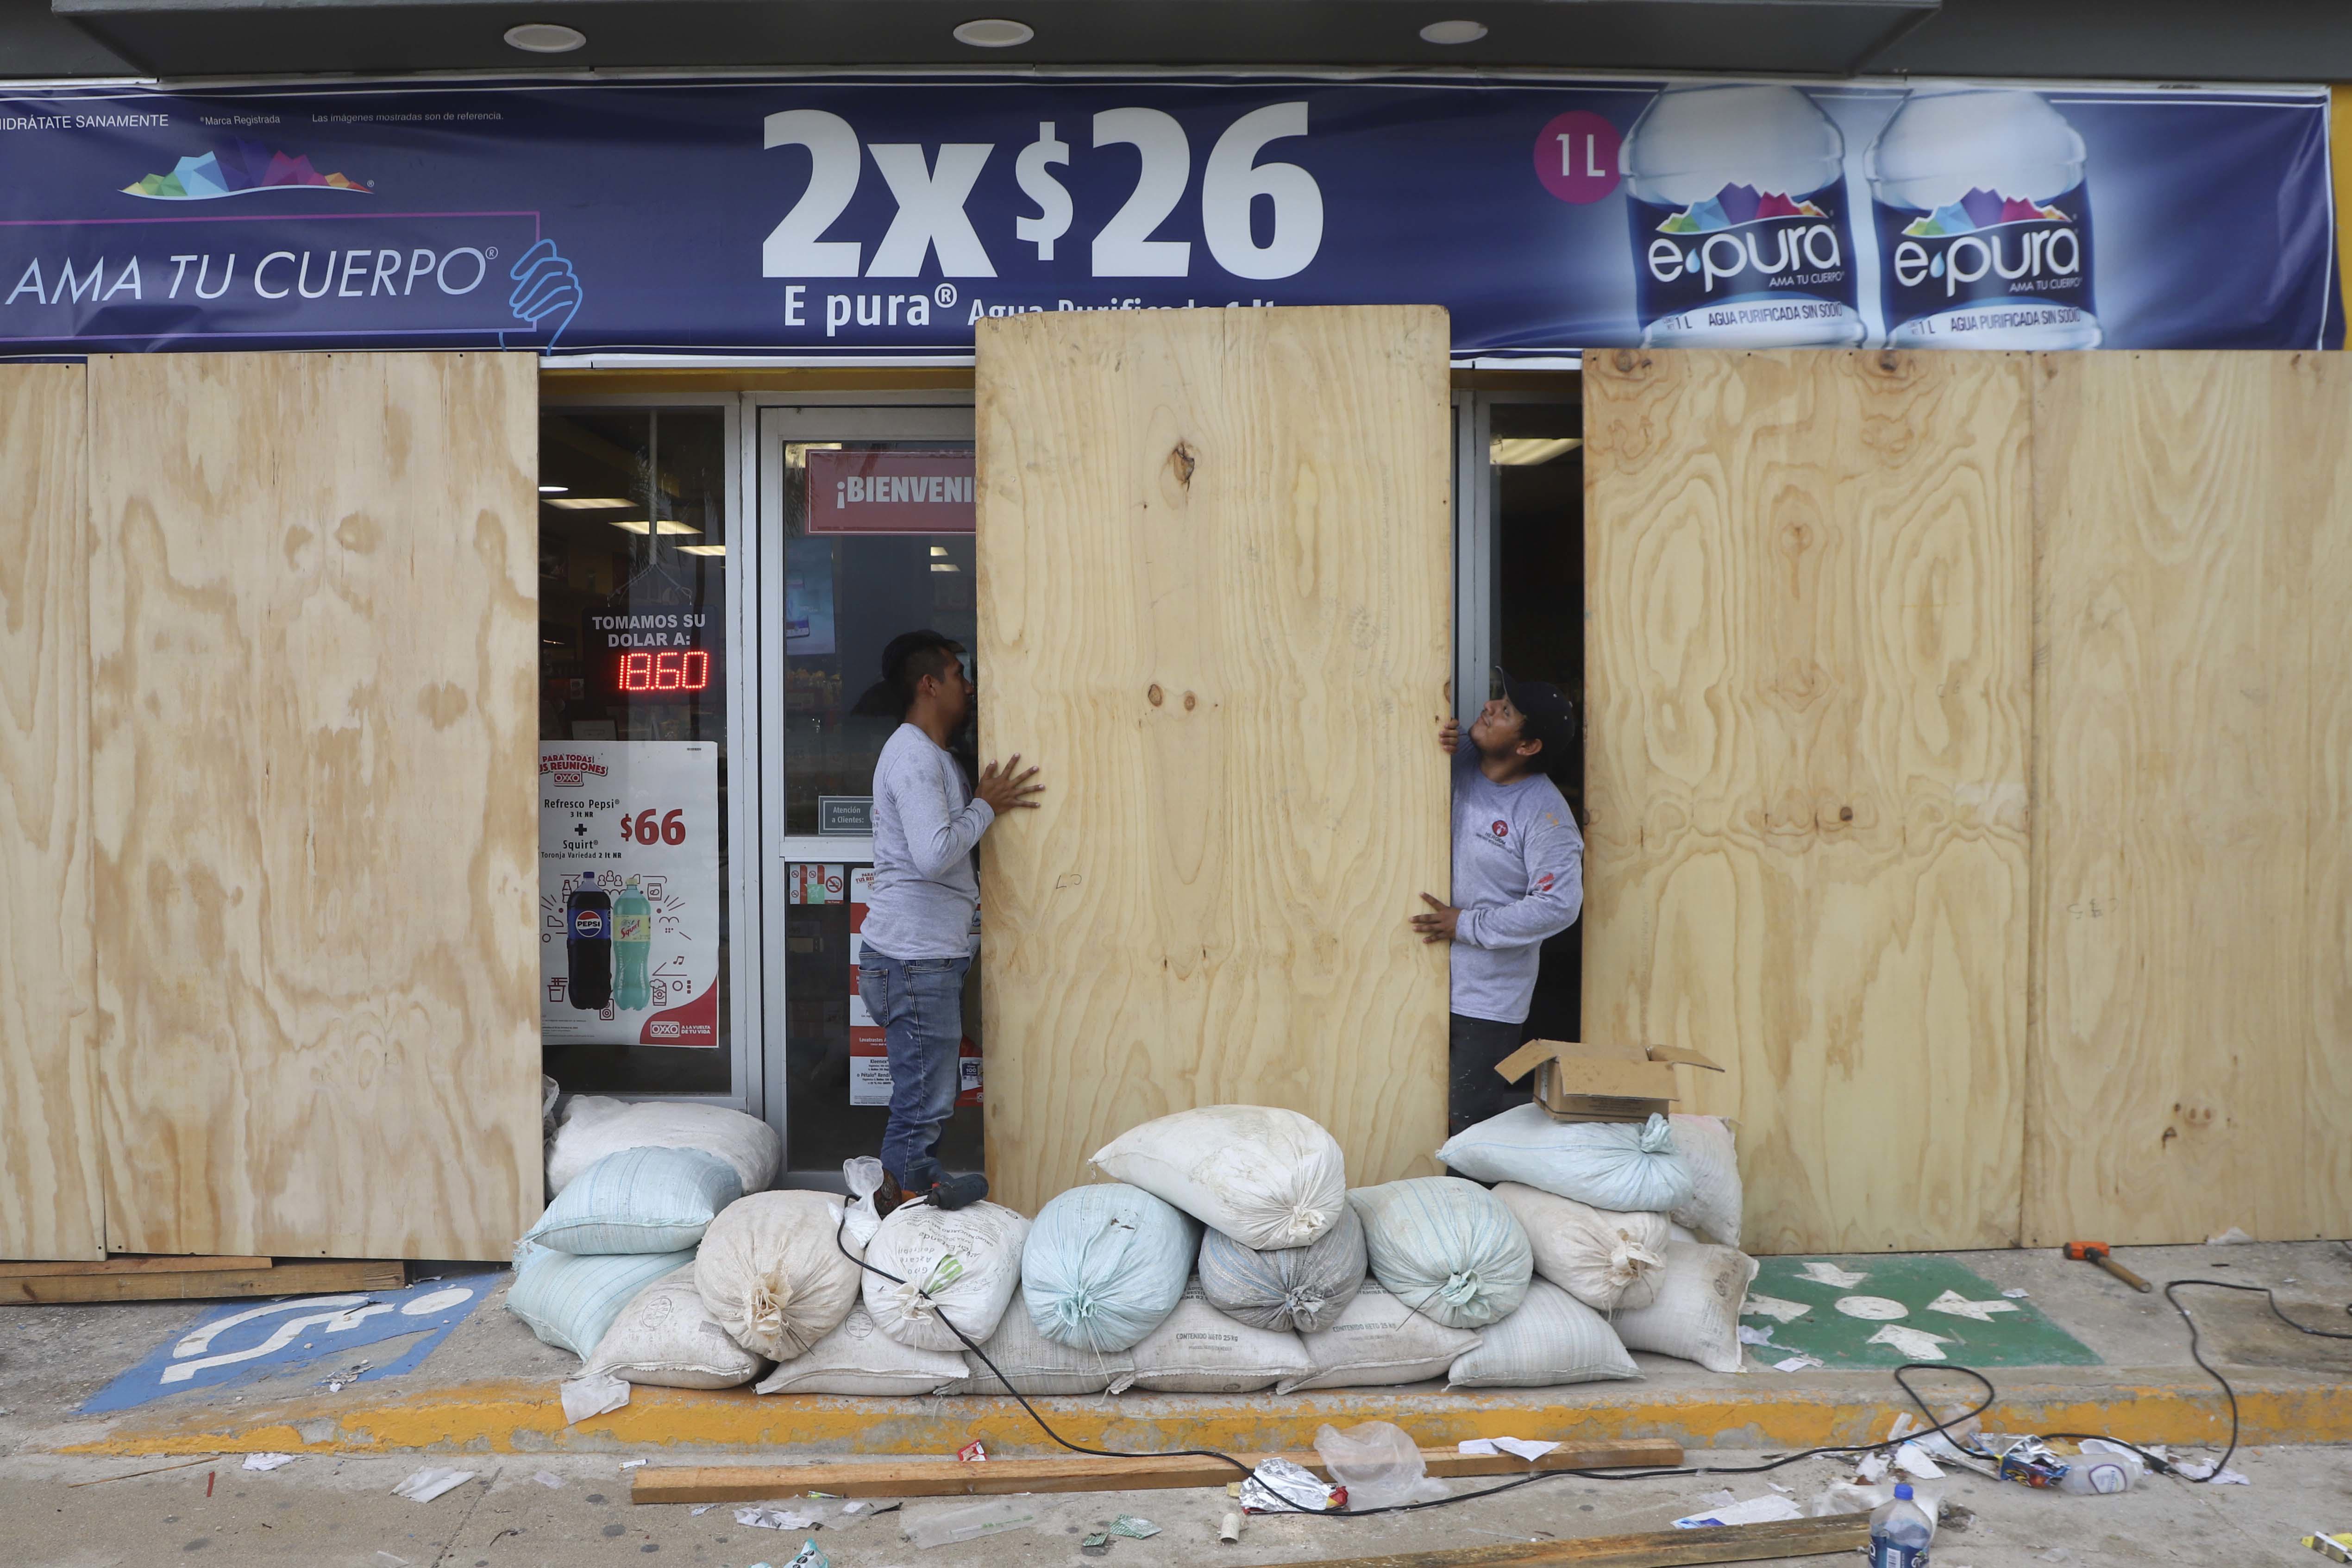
top-left (123, 139), bottom-right (369, 200)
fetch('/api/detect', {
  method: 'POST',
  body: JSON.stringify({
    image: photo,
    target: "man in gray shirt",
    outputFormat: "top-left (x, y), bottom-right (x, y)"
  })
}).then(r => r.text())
top-left (861, 630), bottom-right (1041, 1212)
top-left (1411, 669), bottom-right (1585, 1134)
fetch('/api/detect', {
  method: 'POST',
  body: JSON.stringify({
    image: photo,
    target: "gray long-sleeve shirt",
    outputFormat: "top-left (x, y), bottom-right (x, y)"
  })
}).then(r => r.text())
top-left (862, 723), bottom-right (994, 961)
top-left (1449, 747), bottom-right (1585, 1024)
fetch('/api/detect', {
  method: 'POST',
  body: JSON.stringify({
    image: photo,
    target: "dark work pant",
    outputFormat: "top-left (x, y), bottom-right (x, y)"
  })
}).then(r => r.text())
top-left (1449, 1012), bottom-right (1528, 1136)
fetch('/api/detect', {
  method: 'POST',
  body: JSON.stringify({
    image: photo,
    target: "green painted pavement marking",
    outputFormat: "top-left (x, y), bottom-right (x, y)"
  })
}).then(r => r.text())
top-left (1746, 1256), bottom-right (2100, 1369)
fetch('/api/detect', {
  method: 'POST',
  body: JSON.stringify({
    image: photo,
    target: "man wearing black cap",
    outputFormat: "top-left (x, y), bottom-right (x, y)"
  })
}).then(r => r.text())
top-left (1411, 669), bottom-right (1586, 1135)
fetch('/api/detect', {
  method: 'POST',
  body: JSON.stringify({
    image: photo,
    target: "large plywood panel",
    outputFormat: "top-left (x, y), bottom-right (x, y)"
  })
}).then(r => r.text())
top-left (0, 365), bottom-right (103, 1261)
top-left (88, 352), bottom-right (540, 1261)
top-left (976, 307), bottom-right (1452, 1213)
top-left (1583, 350), bottom-right (2032, 1254)
top-left (2028, 351), bottom-right (2352, 1246)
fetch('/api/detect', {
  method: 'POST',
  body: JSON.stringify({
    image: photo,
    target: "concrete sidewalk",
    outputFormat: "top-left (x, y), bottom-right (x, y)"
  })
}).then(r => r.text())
top-left (5, 1239), bottom-right (2349, 1462)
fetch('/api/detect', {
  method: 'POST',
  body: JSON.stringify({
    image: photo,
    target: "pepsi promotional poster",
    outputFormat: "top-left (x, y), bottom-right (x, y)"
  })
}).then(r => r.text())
top-left (0, 75), bottom-right (2336, 357)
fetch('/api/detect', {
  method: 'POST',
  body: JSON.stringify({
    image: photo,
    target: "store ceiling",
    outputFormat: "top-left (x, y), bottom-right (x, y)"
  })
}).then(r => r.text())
top-left (6, 0), bottom-right (2352, 83)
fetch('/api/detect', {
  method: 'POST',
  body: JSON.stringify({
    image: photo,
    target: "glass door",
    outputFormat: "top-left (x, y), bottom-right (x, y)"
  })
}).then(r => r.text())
top-left (757, 402), bottom-right (980, 1181)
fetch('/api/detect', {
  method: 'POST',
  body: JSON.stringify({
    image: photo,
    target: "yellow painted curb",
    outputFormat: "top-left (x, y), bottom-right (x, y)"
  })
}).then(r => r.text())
top-left (56, 1371), bottom-right (2352, 1458)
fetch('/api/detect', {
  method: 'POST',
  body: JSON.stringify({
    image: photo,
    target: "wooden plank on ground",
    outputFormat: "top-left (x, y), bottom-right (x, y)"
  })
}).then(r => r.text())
top-left (1265, 1513), bottom-right (1873, 1568)
top-left (632, 1439), bottom-right (1684, 1505)
top-left (87, 351), bottom-right (543, 1261)
top-left (974, 306), bottom-right (1453, 1211)
top-left (0, 1254), bottom-right (270, 1278)
top-left (0, 1258), bottom-right (403, 1303)
top-left (2027, 351), bottom-right (2352, 1244)
top-left (0, 364), bottom-right (104, 1264)
top-left (1581, 349), bottom-right (2033, 1253)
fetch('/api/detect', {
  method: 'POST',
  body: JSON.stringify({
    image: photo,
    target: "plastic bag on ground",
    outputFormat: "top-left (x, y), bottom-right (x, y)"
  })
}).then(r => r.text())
top-left (1197, 1198), bottom-right (1367, 1333)
top-left (1668, 1114), bottom-right (1742, 1248)
top-left (508, 1246), bottom-right (696, 1359)
top-left (587, 1264), bottom-right (768, 1388)
top-left (1489, 1183), bottom-right (1668, 1311)
top-left (547, 1094), bottom-right (782, 1197)
top-left (1091, 1106), bottom-right (1346, 1250)
top-left (1129, 1277), bottom-right (1311, 1392)
top-left (1446, 1278), bottom-right (1642, 1389)
top-left (1314, 1421), bottom-right (1449, 1509)
top-left (1279, 1277), bottom-right (1480, 1393)
top-left (1436, 1106), bottom-right (1694, 1215)
top-left (522, 1146), bottom-right (744, 1255)
top-left (1608, 1241), bottom-right (1757, 1374)
top-left (863, 1199), bottom-right (1030, 1352)
top-left (1348, 1178), bottom-right (1533, 1329)
top-left (1022, 1183), bottom-right (1198, 1353)
top-left (756, 1305), bottom-right (967, 1396)
top-left (694, 1191), bottom-right (864, 1361)
top-left (943, 1286), bottom-right (1137, 1396)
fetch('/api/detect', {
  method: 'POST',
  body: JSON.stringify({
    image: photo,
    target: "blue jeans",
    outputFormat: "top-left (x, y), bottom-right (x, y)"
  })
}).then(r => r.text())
top-left (859, 947), bottom-right (971, 1184)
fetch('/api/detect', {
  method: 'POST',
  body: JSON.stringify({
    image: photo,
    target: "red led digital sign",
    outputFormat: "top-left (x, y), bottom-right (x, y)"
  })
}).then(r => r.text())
top-left (618, 649), bottom-right (711, 693)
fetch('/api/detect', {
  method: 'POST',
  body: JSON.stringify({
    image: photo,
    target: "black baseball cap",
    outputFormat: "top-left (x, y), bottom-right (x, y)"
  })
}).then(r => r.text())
top-left (1492, 666), bottom-right (1575, 768)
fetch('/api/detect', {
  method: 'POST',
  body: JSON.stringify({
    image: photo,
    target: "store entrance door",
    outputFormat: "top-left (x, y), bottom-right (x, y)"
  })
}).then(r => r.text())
top-left (755, 401), bottom-right (981, 1183)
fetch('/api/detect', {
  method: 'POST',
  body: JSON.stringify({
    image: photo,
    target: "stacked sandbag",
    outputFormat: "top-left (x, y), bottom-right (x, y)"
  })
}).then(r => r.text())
top-left (1436, 1107), bottom-right (1694, 1214)
top-left (1348, 1178), bottom-right (1532, 1330)
top-left (1197, 1198), bottom-right (1367, 1333)
top-left (695, 1191), bottom-right (865, 1361)
top-left (1280, 1278), bottom-right (1480, 1393)
top-left (757, 1305), bottom-right (967, 1396)
top-left (1129, 1277), bottom-right (1312, 1392)
top-left (863, 1200), bottom-right (1031, 1351)
top-left (1022, 1184), bottom-right (1198, 1353)
top-left (548, 1095), bottom-right (782, 1197)
top-left (510, 1245), bottom-right (696, 1359)
top-left (586, 1263), bottom-right (769, 1389)
top-left (944, 1287), bottom-right (1139, 1396)
top-left (1446, 1278), bottom-right (1640, 1389)
top-left (1091, 1106), bottom-right (1346, 1250)
top-left (521, 1146), bottom-right (745, 1255)
top-left (1667, 1115), bottom-right (1743, 1248)
top-left (1490, 1183), bottom-right (1669, 1311)
top-left (1609, 1241), bottom-right (1757, 1374)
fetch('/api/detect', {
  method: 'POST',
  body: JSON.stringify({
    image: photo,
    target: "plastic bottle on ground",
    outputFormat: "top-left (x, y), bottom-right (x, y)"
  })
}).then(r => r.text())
top-left (613, 874), bottom-right (652, 1010)
top-left (1869, 1480), bottom-right (1937, 1567)
top-left (2057, 1438), bottom-right (2145, 1494)
top-left (903, 1496), bottom-right (1039, 1549)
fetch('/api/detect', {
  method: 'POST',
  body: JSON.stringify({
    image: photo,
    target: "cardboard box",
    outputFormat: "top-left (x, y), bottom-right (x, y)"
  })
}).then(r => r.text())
top-left (1493, 1039), bottom-right (1725, 1123)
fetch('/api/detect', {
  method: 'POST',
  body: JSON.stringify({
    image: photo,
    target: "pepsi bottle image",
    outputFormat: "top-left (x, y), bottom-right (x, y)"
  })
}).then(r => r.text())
top-left (566, 871), bottom-right (614, 1011)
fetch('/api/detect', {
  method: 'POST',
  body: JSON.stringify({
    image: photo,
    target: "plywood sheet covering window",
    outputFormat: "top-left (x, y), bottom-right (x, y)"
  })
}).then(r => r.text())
top-left (975, 307), bottom-right (1452, 1213)
top-left (1582, 350), bottom-right (2032, 1254)
top-left (2028, 351), bottom-right (2352, 1246)
top-left (88, 352), bottom-right (541, 1261)
top-left (0, 366), bottom-right (103, 1261)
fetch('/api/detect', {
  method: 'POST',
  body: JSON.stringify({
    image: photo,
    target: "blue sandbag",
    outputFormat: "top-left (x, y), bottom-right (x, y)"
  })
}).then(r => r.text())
top-left (1021, 1183), bottom-right (1199, 1353)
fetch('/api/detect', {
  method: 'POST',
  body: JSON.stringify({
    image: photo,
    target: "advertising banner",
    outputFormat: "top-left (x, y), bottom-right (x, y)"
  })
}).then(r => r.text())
top-left (0, 75), bottom-right (2335, 357)
top-left (540, 741), bottom-right (722, 1047)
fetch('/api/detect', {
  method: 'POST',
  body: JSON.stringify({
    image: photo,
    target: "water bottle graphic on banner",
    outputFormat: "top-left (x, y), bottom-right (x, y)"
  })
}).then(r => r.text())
top-left (565, 870), bottom-right (613, 1012)
top-left (1867, 87), bottom-right (2101, 348)
top-left (1621, 83), bottom-right (1866, 348)
top-left (613, 874), bottom-right (653, 1011)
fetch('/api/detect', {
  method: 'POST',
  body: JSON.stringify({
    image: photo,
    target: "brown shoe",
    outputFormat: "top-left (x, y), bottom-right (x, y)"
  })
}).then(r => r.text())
top-left (874, 1168), bottom-right (906, 1221)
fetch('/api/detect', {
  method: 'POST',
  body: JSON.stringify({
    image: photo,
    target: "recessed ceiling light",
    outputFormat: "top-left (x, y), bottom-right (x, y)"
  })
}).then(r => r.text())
top-left (1419, 19), bottom-right (1488, 44)
top-left (678, 544), bottom-right (728, 558)
top-left (953, 17), bottom-right (1034, 47)
top-left (546, 496), bottom-right (635, 509)
top-left (504, 22), bottom-right (586, 52)
top-left (1490, 436), bottom-right (1582, 466)
top-left (609, 519), bottom-right (702, 536)
top-left (539, 484), bottom-right (569, 494)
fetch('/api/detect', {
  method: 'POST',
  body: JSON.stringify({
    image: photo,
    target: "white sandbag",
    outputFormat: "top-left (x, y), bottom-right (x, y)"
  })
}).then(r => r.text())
top-left (1277, 1278), bottom-right (1480, 1393)
top-left (508, 1247), bottom-right (695, 1360)
top-left (548, 1094), bottom-right (782, 1197)
top-left (756, 1305), bottom-right (967, 1397)
top-left (586, 1265), bottom-right (767, 1389)
top-left (863, 1200), bottom-right (1031, 1352)
top-left (1489, 1183), bottom-right (1669, 1312)
top-left (1608, 1241), bottom-right (1757, 1374)
top-left (944, 1287), bottom-right (1138, 1396)
top-left (1668, 1115), bottom-right (1743, 1249)
top-left (1129, 1277), bottom-right (1312, 1393)
top-left (1348, 1178), bottom-right (1533, 1330)
top-left (522, 1145), bottom-right (744, 1254)
top-left (1436, 1107), bottom-right (1694, 1214)
top-left (1446, 1278), bottom-right (1642, 1389)
top-left (1022, 1184), bottom-right (1198, 1353)
top-left (694, 1191), bottom-right (863, 1361)
top-left (1196, 1198), bottom-right (1367, 1333)
top-left (1090, 1106), bottom-right (1346, 1251)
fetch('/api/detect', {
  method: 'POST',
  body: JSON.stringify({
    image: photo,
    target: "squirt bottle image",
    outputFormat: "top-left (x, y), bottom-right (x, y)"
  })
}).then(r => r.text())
top-left (1620, 82), bottom-right (1867, 348)
top-left (1866, 86), bottom-right (2101, 348)
top-left (614, 874), bottom-right (653, 1011)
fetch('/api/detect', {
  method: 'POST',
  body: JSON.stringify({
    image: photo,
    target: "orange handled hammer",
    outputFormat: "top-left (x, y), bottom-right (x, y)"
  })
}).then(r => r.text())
top-left (2064, 1240), bottom-right (2152, 1293)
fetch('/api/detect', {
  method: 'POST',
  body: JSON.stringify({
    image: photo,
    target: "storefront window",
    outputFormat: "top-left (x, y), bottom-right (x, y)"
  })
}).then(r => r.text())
top-left (538, 407), bottom-right (732, 1096)
top-left (777, 438), bottom-right (983, 1173)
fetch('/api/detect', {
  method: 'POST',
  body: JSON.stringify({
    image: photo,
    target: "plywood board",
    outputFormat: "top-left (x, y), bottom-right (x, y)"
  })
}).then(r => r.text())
top-left (1582, 349), bottom-right (2032, 1254)
top-left (88, 352), bottom-right (541, 1261)
top-left (0, 364), bottom-right (103, 1262)
top-left (2028, 351), bottom-right (2352, 1245)
top-left (975, 307), bottom-right (1451, 1212)
top-left (0, 1258), bottom-right (405, 1304)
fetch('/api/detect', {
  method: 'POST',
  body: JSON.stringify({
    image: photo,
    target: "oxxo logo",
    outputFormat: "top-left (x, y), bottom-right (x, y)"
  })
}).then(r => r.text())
top-left (1648, 223), bottom-right (1844, 294)
top-left (1890, 224), bottom-right (2082, 299)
